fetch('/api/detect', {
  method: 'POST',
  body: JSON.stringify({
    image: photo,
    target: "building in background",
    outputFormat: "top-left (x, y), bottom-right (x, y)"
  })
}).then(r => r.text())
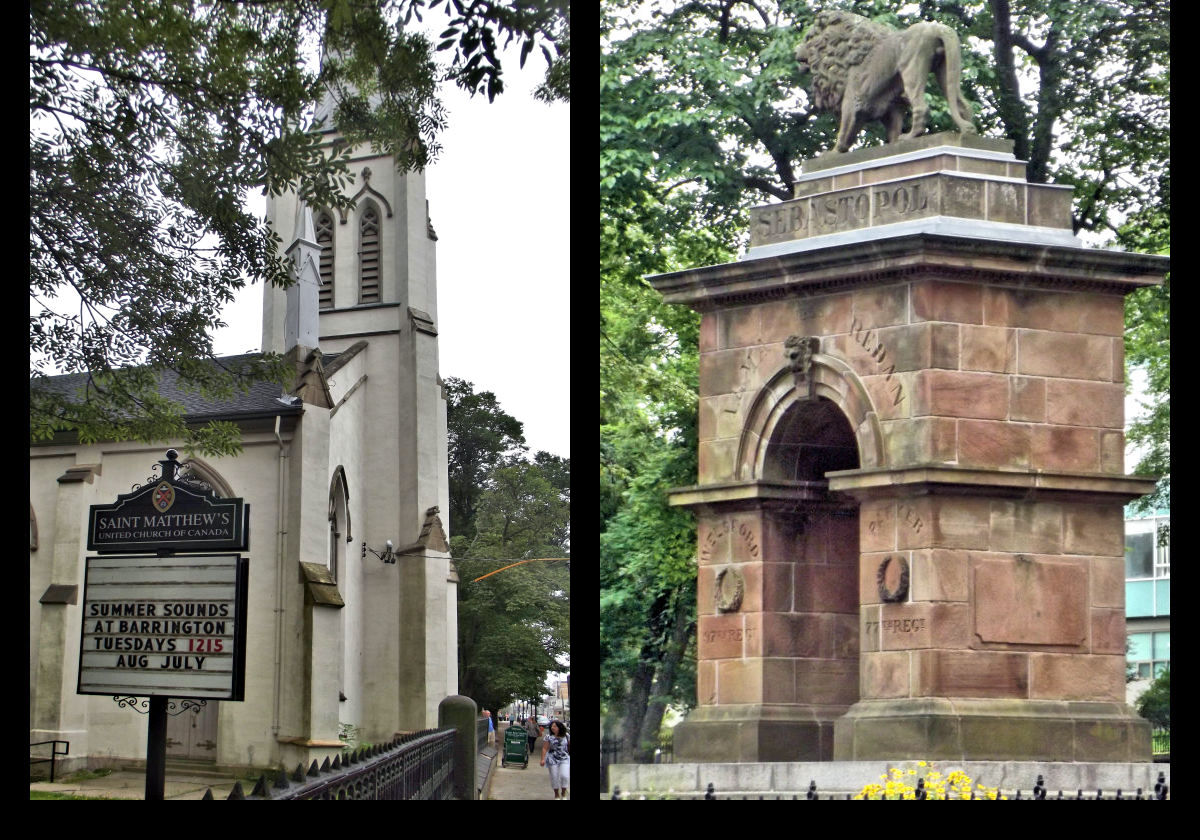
top-left (1124, 508), bottom-right (1170, 705)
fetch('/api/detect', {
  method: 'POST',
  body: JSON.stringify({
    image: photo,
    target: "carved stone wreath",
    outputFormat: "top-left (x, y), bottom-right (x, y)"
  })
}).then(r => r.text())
top-left (876, 555), bottom-right (910, 603)
top-left (714, 567), bottom-right (745, 613)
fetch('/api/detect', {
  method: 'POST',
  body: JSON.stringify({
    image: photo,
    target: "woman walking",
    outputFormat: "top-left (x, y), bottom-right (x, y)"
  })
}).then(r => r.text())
top-left (539, 720), bottom-right (570, 800)
top-left (525, 715), bottom-right (540, 756)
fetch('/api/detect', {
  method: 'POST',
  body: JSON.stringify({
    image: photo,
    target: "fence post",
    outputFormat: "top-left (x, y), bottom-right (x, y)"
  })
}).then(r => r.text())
top-left (438, 695), bottom-right (477, 800)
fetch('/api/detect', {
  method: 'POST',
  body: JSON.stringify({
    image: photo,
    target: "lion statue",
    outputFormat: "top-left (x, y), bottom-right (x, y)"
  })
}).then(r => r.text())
top-left (795, 10), bottom-right (976, 153)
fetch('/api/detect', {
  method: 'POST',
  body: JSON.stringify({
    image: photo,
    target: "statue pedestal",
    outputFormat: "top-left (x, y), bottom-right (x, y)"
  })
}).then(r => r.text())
top-left (655, 133), bottom-right (1166, 763)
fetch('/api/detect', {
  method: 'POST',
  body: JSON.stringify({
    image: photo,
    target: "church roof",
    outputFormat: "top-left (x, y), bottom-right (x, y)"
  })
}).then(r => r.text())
top-left (30, 352), bottom-right (347, 422)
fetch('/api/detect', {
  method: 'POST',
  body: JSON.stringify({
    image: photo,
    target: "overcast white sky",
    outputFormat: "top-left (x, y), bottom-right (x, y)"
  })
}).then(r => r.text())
top-left (212, 46), bottom-right (570, 460)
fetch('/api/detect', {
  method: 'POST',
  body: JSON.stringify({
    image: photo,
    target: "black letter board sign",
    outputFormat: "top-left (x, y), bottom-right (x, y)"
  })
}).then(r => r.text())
top-left (88, 479), bottom-right (248, 553)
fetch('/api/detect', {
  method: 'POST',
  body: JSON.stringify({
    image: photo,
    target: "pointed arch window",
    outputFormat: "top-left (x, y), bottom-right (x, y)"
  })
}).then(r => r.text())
top-left (328, 468), bottom-right (351, 582)
top-left (359, 203), bottom-right (381, 304)
top-left (315, 210), bottom-right (335, 309)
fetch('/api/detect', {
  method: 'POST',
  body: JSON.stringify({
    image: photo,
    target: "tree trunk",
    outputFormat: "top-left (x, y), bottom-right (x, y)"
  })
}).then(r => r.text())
top-left (634, 590), bottom-right (694, 761)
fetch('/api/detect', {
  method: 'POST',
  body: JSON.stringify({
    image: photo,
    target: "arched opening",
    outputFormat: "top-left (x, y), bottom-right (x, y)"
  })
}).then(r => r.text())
top-left (761, 397), bottom-right (860, 481)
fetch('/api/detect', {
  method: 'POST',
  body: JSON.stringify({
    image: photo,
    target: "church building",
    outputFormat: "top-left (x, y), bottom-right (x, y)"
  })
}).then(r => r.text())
top-left (30, 100), bottom-right (458, 774)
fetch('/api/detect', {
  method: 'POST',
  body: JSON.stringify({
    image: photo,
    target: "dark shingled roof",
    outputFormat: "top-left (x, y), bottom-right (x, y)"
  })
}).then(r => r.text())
top-left (30, 352), bottom-right (344, 420)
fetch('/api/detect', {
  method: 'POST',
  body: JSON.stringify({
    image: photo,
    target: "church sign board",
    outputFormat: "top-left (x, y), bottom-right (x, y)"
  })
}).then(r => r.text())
top-left (87, 479), bottom-right (248, 554)
top-left (77, 553), bottom-right (249, 700)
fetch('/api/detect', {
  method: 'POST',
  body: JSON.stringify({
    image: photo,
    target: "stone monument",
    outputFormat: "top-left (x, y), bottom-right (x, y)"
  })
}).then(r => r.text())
top-left (652, 24), bottom-right (1166, 761)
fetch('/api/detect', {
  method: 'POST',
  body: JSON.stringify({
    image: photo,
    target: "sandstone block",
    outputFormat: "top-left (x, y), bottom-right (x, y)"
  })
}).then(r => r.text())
top-left (1031, 425), bottom-right (1099, 472)
top-left (929, 323), bottom-right (960, 370)
top-left (986, 180), bottom-right (1025, 224)
top-left (1045, 380), bottom-right (1124, 428)
top-left (973, 557), bottom-right (1086, 646)
top-left (719, 305), bottom-right (761, 349)
top-left (852, 285), bottom-right (909, 331)
top-left (795, 658), bottom-right (859, 706)
top-left (988, 501), bottom-right (1063, 554)
top-left (794, 563), bottom-right (858, 614)
top-left (956, 419), bottom-right (1032, 469)
top-left (911, 280), bottom-right (984, 325)
top-left (1009, 376), bottom-right (1045, 422)
top-left (1017, 331), bottom-right (1113, 380)
top-left (1090, 556), bottom-right (1125, 609)
top-left (861, 651), bottom-right (910, 699)
top-left (929, 603), bottom-right (973, 649)
top-left (1062, 504), bottom-right (1125, 557)
top-left (914, 650), bottom-right (1028, 698)
top-left (761, 612), bottom-right (823, 658)
top-left (860, 606), bottom-right (880, 652)
top-left (717, 659), bottom-right (764, 705)
top-left (697, 517), bottom-right (732, 566)
top-left (961, 325), bottom-right (1016, 373)
top-left (902, 497), bottom-right (988, 551)
top-left (1029, 654), bottom-right (1124, 702)
top-left (860, 501), bottom-right (896, 553)
top-left (911, 549), bottom-right (970, 602)
top-left (759, 562), bottom-right (794, 613)
top-left (1090, 608), bottom-right (1127, 655)
top-left (1027, 185), bottom-right (1073, 229)
top-left (698, 438), bottom-right (738, 484)
top-left (914, 370), bottom-right (1009, 419)
top-left (698, 660), bottom-right (716, 706)
top-left (878, 602), bottom-right (932, 651)
top-left (698, 613), bottom-right (751, 660)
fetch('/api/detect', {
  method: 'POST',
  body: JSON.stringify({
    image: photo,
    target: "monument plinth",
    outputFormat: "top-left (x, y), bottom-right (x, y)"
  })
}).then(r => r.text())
top-left (655, 133), bottom-right (1165, 763)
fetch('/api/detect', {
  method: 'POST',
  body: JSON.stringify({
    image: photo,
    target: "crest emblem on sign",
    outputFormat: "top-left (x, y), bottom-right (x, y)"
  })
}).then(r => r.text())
top-left (153, 482), bottom-right (176, 513)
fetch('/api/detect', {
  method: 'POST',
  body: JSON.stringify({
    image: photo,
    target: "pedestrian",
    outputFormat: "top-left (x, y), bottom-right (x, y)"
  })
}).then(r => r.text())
top-left (539, 719), bottom-right (570, 800)
top-left (525, 715), bottom-right (540, 756)
top-left (484, 709), bottom-right (494, 746)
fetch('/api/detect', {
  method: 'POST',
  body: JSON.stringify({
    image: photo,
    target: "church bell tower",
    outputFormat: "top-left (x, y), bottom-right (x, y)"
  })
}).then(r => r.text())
top-left (263, 97), bottom-right (455, 736)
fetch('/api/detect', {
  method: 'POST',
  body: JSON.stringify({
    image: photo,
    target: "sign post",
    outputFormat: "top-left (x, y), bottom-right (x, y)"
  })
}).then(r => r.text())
top-left (78, 451), bottom-right (249, 800)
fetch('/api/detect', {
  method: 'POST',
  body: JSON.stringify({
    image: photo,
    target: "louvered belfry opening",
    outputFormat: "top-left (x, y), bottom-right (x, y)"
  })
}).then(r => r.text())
top-left (359, 203), bottom-right (381, 304)
top-left (316, 210), bottom-right (334, 309)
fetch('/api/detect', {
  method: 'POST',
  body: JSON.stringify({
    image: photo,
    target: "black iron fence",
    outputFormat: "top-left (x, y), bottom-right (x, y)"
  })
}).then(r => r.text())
top-left (1152, 729), bottom-right (1170, 757)
top-left (600, 733), bottom-right (674, 793)
top-left (204, 728), bottom-right (456, 800)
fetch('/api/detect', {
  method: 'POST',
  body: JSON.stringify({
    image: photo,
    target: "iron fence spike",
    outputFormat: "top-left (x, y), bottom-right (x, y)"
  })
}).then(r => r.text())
top-left (320, 756), bottom-right (331, 773)
top-left (290, 763), bottom-right (306, 783)
top-left (274, 768), bottom-right (290, 789)
top-left (202, 788), bottom-right (214, 800)
top-left (227, 782), bottom-right (245, 800)
top-left (252, 775), bottom-right (271, 797)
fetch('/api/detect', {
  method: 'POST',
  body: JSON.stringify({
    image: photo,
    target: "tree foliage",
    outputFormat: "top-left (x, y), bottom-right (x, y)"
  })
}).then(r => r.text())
top-left (600, 0), bottom-right (1169, 753)
top-left (456, 458), bottom-right (570, 715)
top-left (30, 0), bottom-right (568, 456)
top-left (444, 377), bottom-right (529, 542)
top-left (1135, 665), bottom-right (1170, 731)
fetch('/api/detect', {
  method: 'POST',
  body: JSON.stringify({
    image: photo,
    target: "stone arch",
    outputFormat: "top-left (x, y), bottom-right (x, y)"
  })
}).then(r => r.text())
top-left (181, 457), bottom-right (236, 498)
top-left (736, 353), bottom-right (884, 481)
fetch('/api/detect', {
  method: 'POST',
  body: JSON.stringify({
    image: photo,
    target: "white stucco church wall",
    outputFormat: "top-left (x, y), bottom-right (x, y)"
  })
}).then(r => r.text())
top-left (30, 107), bottom-right (458, 774)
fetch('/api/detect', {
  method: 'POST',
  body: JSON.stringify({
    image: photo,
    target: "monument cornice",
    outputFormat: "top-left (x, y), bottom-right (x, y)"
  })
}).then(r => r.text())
top-left (648, 233), bottom-right (1167, 311)
top-left (668, 478), bottom-right (852, 511)
top-left (825, 464), bottom-right (1159, 504)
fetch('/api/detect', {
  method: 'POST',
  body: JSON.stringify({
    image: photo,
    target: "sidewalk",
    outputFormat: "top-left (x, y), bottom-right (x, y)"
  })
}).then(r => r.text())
top-left (487, 734), bottom-right (569, 800)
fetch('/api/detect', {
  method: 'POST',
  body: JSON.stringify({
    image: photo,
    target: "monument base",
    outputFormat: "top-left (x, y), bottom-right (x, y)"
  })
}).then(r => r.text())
top-left (833, 698), bottom-right (1152, 762)
top-left (674, 705), bottom-right (848, 763)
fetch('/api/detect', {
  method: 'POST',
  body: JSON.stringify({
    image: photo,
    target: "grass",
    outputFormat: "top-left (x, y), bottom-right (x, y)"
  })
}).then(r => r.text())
top-left (30, 791), bottom-right (122, 801)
